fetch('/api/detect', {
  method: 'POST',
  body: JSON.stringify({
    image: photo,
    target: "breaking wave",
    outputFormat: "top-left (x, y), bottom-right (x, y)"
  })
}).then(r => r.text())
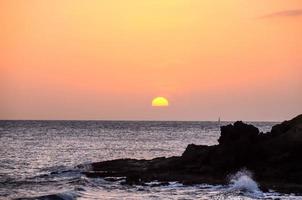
top-left (227, 169), bottom-right (264, 198)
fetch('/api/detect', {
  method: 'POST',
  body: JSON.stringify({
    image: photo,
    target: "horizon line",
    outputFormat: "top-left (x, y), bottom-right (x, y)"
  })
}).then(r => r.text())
top-left (0, 118), bottom-right (280, 123)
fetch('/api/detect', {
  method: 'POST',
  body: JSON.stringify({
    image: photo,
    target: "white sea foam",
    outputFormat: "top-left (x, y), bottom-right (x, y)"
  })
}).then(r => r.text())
top-left (227, 169), bottom-right (263, 198)
top-left (55, 191), bottom-right (77, 200)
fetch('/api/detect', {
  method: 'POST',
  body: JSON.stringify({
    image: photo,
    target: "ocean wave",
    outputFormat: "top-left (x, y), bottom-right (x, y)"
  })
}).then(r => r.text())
top-left (14, 191), bottom-right (77, 200)
top-left (226, 169), bottom-right (264, 199)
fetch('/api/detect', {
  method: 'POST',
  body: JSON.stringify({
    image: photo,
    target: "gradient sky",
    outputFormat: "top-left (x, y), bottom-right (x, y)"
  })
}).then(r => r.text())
top-left (1, 0), bottom-right (301, 121)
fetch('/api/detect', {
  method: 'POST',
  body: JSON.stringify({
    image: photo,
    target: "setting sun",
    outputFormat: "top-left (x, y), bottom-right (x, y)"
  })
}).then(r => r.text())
top-left (152, 97), bottom-right (169, 107)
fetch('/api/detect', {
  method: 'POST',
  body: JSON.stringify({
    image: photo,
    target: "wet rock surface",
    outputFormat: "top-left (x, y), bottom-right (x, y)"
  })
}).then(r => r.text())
top-left (83, 114), bottom-right (302, 193)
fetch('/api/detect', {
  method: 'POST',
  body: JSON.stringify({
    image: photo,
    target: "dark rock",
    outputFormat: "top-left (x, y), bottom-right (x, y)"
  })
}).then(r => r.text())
top-left (82, 114), bottom-right (302, 194)
top-left (124, 174), bottom-right (145, 185)
top-left (104, 177), bottom-right (124, 182)
top-left (218, 121), bottom-right (260, 145)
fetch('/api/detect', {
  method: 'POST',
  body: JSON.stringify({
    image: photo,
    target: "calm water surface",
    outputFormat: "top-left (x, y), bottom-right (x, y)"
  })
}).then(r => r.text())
top-left (0, 121), bottom-right (300, 199)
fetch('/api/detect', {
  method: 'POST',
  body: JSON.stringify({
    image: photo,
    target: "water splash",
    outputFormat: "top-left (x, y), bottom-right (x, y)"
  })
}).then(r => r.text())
top-left (227, 169), bottom-right (263, 198)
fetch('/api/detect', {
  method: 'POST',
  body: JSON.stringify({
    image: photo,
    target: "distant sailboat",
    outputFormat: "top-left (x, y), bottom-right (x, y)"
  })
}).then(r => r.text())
top-left (218, 117), bottom-right (221, 126)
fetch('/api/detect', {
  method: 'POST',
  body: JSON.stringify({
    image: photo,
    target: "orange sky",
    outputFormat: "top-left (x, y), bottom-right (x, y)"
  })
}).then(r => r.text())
top-left (1, 0), bottom-right (301, 121)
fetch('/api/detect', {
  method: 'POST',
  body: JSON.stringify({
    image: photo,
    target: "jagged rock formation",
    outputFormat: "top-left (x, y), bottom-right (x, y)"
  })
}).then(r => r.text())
top-left (83, 114), bottom-right (302, 193)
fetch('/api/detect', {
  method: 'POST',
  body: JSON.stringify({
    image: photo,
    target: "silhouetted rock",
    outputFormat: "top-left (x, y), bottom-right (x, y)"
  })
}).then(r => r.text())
top-left (83, 114), bottom-right (302, 194)
top-left (218, 121), bottom-right (260, 145)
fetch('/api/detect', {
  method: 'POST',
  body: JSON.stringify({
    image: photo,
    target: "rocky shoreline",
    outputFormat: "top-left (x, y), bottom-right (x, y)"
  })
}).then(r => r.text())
top-left (83, 114), bottom-right (302, 194)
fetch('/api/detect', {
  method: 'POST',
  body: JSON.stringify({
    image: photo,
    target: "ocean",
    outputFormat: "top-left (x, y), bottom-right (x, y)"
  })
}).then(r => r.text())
top-left (0, 120), bottom-right (301, 199)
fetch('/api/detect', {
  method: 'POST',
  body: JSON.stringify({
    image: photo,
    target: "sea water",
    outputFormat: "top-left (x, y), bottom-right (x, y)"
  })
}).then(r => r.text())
top-left (0, 120), bottom-right (300, 199)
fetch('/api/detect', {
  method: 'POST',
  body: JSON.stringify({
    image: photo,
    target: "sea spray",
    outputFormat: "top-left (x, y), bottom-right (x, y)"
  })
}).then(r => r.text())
top-left (227, 169), bottom-right (264, 198)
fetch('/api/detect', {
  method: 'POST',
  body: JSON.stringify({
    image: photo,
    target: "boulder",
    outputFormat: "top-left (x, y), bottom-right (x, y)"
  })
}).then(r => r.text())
top-left (218, 121), bottom-right (260, 145)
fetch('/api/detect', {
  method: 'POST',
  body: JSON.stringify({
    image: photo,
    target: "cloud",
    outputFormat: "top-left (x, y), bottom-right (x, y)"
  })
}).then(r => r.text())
top-left (261, 9), bottom-right (302, 19)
